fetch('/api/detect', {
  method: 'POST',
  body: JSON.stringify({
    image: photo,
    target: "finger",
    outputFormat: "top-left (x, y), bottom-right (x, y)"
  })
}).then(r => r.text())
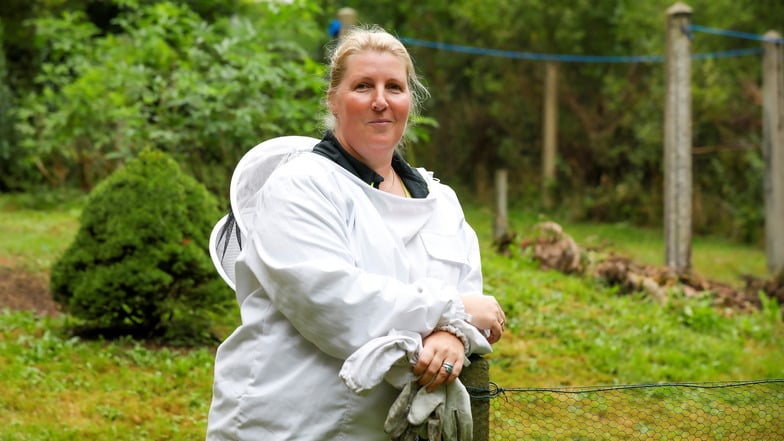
top-left (417, 355), bottom-right (444, 389)
top-left (421, 357), bottom-right (446, 390)
top-left (445, 358), bottom-right (464, 384)
top-left (426, 366), bottom-right (448, 392)
top-left (496, 303), bottom-right (506, 324)
top-left (427, 358), bottom-right (461, 392)
top-left (486, 323), bottom-right (503, 344)
top-left (486, 331), bottom-right (499, 345)
top-left (412, 350), bottom-right (433, 377)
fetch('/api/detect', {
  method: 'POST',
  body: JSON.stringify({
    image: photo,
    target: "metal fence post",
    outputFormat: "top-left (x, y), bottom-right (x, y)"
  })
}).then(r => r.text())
top-left (459, 355), bottom-right (489, 441)
top-left (762, 31), bottom-right (784, 277)
top-left (664, 3), bottom-right (693, 273)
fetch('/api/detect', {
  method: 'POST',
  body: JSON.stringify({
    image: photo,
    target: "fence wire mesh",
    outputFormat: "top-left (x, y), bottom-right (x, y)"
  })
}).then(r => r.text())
top-left (470, 379), bottom-right (784, 441)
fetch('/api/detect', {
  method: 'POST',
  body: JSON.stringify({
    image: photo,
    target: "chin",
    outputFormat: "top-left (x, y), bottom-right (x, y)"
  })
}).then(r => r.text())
top-left (366, 137), bottom-right (401, 150)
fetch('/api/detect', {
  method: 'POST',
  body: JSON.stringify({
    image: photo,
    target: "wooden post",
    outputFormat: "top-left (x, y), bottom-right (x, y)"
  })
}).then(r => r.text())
top-left (460, 355), bottom-right (490, 441)
top-left (762, 31), bottom-right (784, 276)
top-left (494, 169), bottom-right (509, 242)
top-left (663, 3), bottom-right (693, 273)
top-left (542, 62), bottom-right (558, 209)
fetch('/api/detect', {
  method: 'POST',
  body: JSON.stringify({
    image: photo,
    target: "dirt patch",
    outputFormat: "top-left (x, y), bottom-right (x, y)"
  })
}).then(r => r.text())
top-left (0, 267), bottom-right (62, 317)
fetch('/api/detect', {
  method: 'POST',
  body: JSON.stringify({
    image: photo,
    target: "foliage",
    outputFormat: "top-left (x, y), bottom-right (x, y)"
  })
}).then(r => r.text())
top-left (0, 21), bottom-right (29, 192)
top-left (4, 0), bottom-right (782, 241)
top-left (49, 149), bottom-right (231, 342)
top-left (0, 22), bottom-right (10, 176)
top-left (13, 0), bottom-right (326, 194)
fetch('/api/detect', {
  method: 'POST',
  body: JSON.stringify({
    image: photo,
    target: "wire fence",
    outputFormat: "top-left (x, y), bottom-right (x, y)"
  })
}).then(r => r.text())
top-left (468, 379), bottom-right (784, 440)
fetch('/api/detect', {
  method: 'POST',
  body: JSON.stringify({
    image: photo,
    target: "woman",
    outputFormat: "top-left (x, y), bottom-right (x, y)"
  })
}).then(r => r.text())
top-left (206, 25), bottom-right (505, 440)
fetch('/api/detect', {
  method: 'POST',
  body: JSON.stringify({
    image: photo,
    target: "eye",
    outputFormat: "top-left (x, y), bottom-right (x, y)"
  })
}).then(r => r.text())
top-left (354, 82), bottom-right (371, 91)
top-left (387, 83), bottom-right (405, 92)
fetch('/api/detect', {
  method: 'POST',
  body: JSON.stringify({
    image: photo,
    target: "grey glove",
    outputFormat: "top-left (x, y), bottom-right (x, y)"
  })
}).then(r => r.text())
top-left (442, 380), bottom-right (473, 441)
top-left (386, 379), bottom-right (445, 441)
top-left (386, 379), bottom-right (473, 441)
top-left (407, 383), bottom-right (446, 427)
top-left (385, 380), bottom-right (420, 439)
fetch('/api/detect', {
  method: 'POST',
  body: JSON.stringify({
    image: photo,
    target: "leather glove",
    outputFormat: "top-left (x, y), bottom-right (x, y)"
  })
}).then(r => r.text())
top-left (442, 380), bottom-right (473, 440)
top-left (385, 380), bottom-right (420, 439)
top-left (386, 379), bottom-right (446, 441)
top-left (407, 383), bottom-right (446, 427)
top-left (386, 378), bottom-right (473, 441)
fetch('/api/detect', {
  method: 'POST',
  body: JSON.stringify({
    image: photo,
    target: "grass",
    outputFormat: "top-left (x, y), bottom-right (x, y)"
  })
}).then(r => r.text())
top-left (0, 191), bottom-right (83, 272)
top-left (0, 210), bottom-right (80, 273)
top-left (0, 194), bottom-right (782, 440)
top-left (465, 204), bottom-right (781, 385)
top-left (0, 312), bottom-right (215, 440)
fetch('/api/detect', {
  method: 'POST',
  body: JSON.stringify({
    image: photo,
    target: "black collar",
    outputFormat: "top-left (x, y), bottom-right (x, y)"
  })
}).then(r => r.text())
top-left (312, 132), bottom-right (429, 198)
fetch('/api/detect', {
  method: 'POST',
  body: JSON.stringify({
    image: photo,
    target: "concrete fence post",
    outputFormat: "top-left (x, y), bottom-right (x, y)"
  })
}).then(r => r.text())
top-left (762, 31), bottom-right (784, 276)
top-left (494, 169), bottom-right (509, 243)
top-left (664, 3), bottom-right (693, 273)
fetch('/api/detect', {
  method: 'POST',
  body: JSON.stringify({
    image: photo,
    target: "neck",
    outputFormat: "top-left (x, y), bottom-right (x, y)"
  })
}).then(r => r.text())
top-left (379, 167), bottom-right (405, 196)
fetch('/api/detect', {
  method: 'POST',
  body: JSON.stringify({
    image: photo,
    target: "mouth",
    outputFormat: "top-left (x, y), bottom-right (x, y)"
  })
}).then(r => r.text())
top-left (369, 119), bottom-right (392, 124)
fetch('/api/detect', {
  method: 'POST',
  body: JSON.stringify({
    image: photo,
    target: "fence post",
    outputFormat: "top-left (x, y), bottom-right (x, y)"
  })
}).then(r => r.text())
top-left (494, 169), bottom-right (509, 243)
top-left (762, 31), bottom-right (784, 276)
top-left (542, 61), bottom-right (558, 209)
top-left (337, 7), bottom-right (357, 37)
top-left (663, 3), bottom-right (693, 273)
top-left (459, 355), bottom-right (490, 441)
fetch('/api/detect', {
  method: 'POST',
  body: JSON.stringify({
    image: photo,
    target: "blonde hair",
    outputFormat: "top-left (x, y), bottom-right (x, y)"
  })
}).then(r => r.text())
top-left (323, 25), bottom-right (429, 133)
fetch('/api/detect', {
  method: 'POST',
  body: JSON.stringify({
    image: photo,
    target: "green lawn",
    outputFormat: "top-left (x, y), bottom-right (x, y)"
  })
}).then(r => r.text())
top-left (0, 195), bottom-right (781, 440)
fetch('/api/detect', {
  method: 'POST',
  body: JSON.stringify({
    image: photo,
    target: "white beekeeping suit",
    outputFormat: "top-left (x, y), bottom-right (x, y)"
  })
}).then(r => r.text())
top-left (206, 136), bottom-right (491, 440)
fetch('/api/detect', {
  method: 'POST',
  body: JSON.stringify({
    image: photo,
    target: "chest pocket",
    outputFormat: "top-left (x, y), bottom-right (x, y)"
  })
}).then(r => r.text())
top-left (419, 230), bottom-right (472, 284)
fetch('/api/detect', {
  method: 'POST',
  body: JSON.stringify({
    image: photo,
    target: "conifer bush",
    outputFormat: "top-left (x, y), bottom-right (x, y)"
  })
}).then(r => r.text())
top-left (50, 149), bottom-right (228, 341)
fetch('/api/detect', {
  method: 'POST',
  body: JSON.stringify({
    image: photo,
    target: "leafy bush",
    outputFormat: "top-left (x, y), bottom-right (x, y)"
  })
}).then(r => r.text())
top-left (50, 149), bottom-right (229, 342)
top-left (14, 1), bottom-right (325, 194)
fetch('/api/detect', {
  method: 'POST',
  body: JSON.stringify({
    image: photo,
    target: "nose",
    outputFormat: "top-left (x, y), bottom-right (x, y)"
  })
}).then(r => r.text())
top-left (371, 90), bottom-right (387, 111)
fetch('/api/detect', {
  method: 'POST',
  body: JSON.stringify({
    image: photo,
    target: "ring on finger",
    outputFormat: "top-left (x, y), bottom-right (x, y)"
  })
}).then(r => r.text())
top-left (442, 362), bottom-right (454, 375)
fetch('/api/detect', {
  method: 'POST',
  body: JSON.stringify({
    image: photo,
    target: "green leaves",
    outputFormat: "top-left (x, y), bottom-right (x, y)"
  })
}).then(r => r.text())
top-left (49, 148), bottom-right (230, 342)
top-left (14, 1), bottom-right (325, 193)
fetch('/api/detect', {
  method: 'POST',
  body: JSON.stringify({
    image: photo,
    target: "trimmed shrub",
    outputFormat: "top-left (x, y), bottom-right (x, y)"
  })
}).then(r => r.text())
top-left (50, 149), bottom-right (229, 341)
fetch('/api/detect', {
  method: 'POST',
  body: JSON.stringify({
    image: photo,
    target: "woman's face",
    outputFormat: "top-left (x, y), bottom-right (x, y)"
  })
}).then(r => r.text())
top-left (329, 50), bottom-right (411, 165)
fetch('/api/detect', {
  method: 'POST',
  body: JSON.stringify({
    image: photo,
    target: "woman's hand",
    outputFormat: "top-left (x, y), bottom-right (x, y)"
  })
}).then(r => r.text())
top-left (461, 294), bottom-right (506, 344)
top-left (413, 331), bottom-right (465, 392)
